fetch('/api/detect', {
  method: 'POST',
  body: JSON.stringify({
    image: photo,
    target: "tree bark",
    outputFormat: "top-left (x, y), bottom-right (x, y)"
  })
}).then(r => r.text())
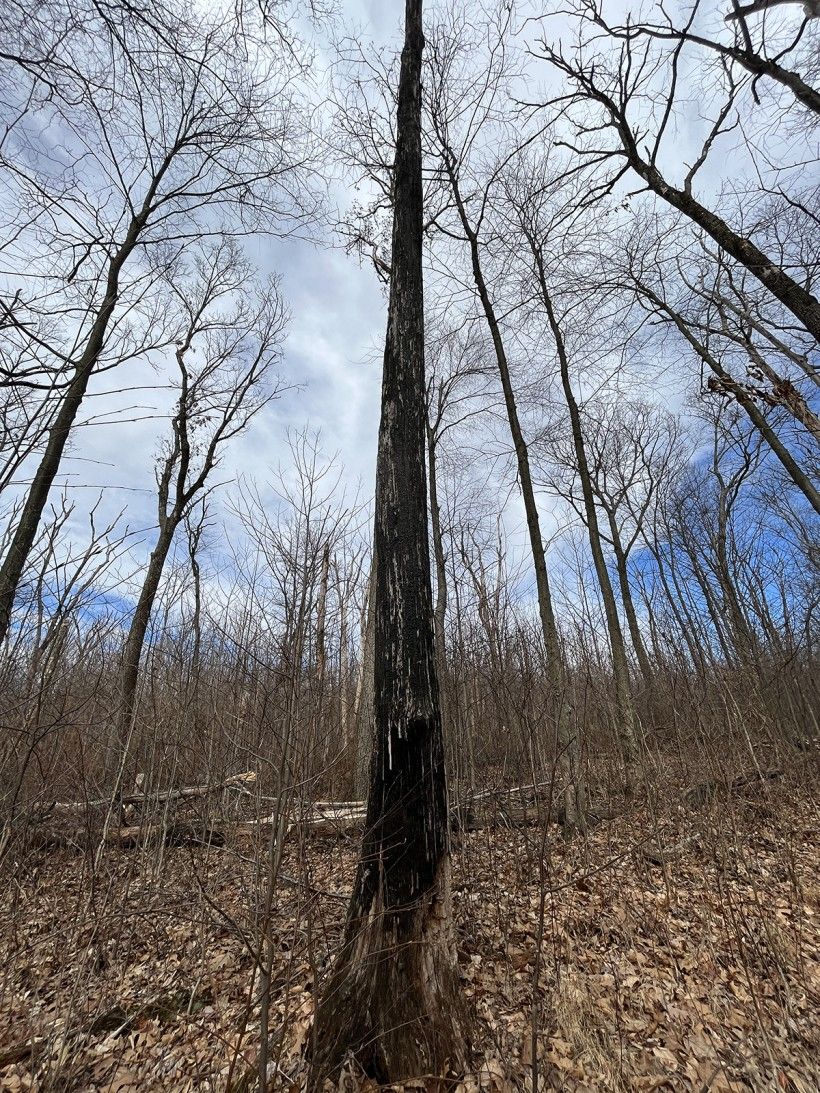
top-left (741, 338), bottom-right (820, 444)
top-left (532, 250), bottom-right (641, 792)
top-left (0, 183), bottom-right (162, 645)
top-left (427, 413), bottom-right (448, 681)
top-left (439, 149), bottom-right (585, 832)
top-left (310, 1), bottom-right (467, 1082)
top-left (604, 506), bottom-right (654, 684)
top-left (315, 540), bottom-right (330, 767)
top-left (118, 520), bottom-right (176, 746)
top-left (352, 552), bottom-right (376, 800)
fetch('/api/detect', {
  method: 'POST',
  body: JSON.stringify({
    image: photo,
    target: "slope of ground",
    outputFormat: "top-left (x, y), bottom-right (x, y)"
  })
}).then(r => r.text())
top-left (1, 784), bottom-right (818, 1091)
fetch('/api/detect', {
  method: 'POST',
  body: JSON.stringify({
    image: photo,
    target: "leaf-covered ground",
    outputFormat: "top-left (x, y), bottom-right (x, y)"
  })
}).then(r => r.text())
top-left (2, 785), bottom-right (819, 1091)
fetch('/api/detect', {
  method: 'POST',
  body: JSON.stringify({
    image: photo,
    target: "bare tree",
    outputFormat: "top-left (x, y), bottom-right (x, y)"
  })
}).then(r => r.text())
top-left (493, 148), bottom-right (642, 792)
top-left (425, 326), bottom-right (492, 708)
top-left (311, 0), bottom-right (467, 1080)
top-left (0, 0), bottom-right (315, 643)
top-left (425, 6), bottom-right (587, 828)
top-left (535, 6), bottom-right (820, 341)
top-left (544, 399), bottom-right (685, 686)
top-left (619, 238), bottom-right (820, 514)
top-left (117, 241), bottom-right (286, 758)
top-left (590, 0), bottom-right (820, 118)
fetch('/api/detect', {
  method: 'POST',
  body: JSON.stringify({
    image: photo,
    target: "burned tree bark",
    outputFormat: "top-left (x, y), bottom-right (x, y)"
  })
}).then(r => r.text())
top-left (310, 0), bottom-right (467, 1083)
top-left (351, 553), bottom-right (376, 799)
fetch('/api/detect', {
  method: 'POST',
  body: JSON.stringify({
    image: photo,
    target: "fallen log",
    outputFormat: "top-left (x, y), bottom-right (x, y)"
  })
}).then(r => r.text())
top-left (17, 781), bottom-right (612, 854)
top-left (109, 804), bottom-right (369, 848)
top-left (683, 768), bottom-right (783, 808)
top-left (236, 803), bottom-right (368, 840)
top-left (48, 770), bottom-right (257, 815)
top-left (111, 822), bottom-right (227, 849)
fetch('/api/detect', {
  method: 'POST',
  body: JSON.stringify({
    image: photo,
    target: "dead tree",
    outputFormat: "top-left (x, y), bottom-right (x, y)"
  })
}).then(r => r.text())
top-left (310, 0), bottom-right (467, 1081)
top-left (117, 242), bottom-right (285, 753)
top-left (0, 1), bottom-right (314, 644)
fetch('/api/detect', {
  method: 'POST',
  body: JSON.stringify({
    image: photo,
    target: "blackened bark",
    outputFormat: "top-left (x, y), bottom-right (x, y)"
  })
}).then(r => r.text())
top-left (310, 0), bottom-right (466, 1082)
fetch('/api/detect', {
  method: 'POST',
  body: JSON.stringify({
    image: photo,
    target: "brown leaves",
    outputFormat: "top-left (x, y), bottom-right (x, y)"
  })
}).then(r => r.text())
top-left (1, 792), bottom-right (819, 1091)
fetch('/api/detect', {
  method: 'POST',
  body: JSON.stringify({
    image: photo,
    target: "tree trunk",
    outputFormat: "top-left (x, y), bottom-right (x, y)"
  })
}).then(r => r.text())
top-left (713, 475), bottom-right (758, 667)
top-left (338, 565), bottom-right (352, 796)
top-left (741, 338), bottom-right (820, 444)
top-left (315, 540), bottom-right (330, 768)
top-left (634, 278), bottom-right (820, 515)
top-left (352, 552), bottom-right (376, 799)
top-left (534, 255), bottom-right (640, 793)
top-left (310, 1), bottom-right (467, 1082)
top-left (118, 520), bottom-right (177, 747)
top-left (628, 155), bottom-right (820, 342)
top-left (427, 414), bottom-right (448, 680)
top-left (440, 152), bottom-right (585, 832)
top-left (604, 506), bottom-right (653, 684)
top-left (0, 208), bottom-right (151, 645)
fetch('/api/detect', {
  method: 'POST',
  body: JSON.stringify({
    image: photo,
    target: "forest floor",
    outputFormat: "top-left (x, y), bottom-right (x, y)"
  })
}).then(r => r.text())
top-left (1, 780), bottom-right (819, 1092)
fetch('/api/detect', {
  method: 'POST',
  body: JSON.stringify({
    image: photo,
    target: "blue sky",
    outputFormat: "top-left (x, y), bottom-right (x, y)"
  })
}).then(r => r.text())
top-left (1, 0), bottom-right (815, 618)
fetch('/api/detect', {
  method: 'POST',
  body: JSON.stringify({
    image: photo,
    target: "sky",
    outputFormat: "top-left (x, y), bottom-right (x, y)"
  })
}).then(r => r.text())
top-left (2, 0), bottom-right (815, 613)
top-left (39, 1), bottom-right (403, 570)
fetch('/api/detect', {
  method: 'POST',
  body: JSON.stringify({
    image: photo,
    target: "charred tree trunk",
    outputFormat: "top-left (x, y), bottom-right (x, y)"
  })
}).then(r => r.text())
top-left (352, 552), bottom-right (376, 800)
top-left (310, 1), bottom-right (467, 1082)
